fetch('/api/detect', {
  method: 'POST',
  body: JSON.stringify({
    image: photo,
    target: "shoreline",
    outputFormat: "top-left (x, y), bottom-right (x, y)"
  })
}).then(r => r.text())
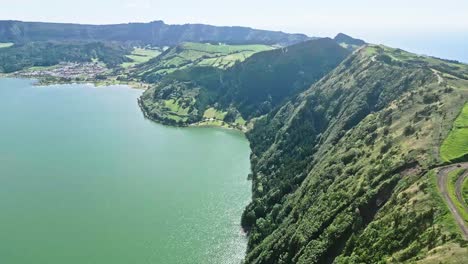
top-left (138, 97), bottom-right (248, 133)
top-left (4, 71), bottom-right (151, 90)
top-left (1, 73), bottom-right (247, 133)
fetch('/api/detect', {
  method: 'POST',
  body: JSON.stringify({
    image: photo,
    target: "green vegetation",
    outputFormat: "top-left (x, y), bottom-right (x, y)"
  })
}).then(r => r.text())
top-left (333, 33), bottom-right (366, 51)
top-left (133, 42), bottom-right (273, 82)
top-left (1, 27), bottom-right (467, 263)
top-left (447, 169), bottom-right (468, 224)
top-left (416, 243), bottom-right (468, 264)
top-left (240, 46), bottom-right (468, 263)
top-left (0, 42), bottom-right (13, 48)
top-left (441, 103), bottom-right (468, 162)
top-left (139, 38), bottom-right (350, 127)
top-left (464, 177), bottom-right (468, 205)
top-left (334, 171), bottom-right (464, 263)
top-left (429, 171), bottom-right (462, 237)
top-left (121, 48), bottom-right (162, 68)
top-left (0, 20), bottom-right (309, 46)
top-left (0, 42), bottom-right (130, 73)
top-left (138, 41), bottom-right (468, 262)
top-left (203, 107), bottom-right (227, 120)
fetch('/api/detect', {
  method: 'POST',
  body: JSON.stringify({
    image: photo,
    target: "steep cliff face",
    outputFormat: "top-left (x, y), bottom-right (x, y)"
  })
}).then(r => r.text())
top-left (0, 20), bottom-right (310, 46)
top-left (243, 46), bottom-right (468, 263)
top-left (138, 41), bottom-right (468, 263)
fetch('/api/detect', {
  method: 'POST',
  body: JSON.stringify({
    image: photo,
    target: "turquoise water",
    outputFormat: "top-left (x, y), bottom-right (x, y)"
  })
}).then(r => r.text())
top-left (0, 78), bottom-right (251, 264)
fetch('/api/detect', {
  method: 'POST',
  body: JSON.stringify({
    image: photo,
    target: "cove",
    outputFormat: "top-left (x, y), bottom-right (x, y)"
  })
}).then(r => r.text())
top-left (0, 78), bottom-right (251, 264)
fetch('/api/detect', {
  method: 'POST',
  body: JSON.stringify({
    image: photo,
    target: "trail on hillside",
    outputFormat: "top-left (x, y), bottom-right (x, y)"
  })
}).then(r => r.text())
top-left (455, 171), bottom-right (468, 211)
top-left (437, 163), bottom-right (468, 239)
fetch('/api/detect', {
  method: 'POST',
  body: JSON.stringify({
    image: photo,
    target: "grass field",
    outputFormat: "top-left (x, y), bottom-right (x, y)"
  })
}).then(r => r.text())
top-left (0, 42), bottom-right (14, 49)
top-left (447, 168), bottom-right (468, 225)
top-left (440, 103), bottom-right (468, 162)
top-left (121, 48), bottom-right (162, 68)
top-left (203, 107), bottom-right (227, 120)
top-left (163, 99), bottom-right (190, 116)
top-left (136, 42), bottom-right (274, 77)
top-left (417, 243), bottom-right (468, 264)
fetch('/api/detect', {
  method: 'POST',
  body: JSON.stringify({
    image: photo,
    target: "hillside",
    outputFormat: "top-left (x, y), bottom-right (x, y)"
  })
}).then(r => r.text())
top-left (0, 41), bottom-right (130, 73)
top-left (138, 38), bottom-right (351, 127)
top-left (132, 42), bottom-right (274, 82)
top-left (0, 20), bottom-right (310, 46)
top-left (333, 33), bottom-right (366, 51)
top-left (242, 45), bottom-right (468, 263)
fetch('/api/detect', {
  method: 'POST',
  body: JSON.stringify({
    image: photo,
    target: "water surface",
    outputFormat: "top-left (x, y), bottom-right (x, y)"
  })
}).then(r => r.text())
top-left (0, 78), bottom-right (251, 264)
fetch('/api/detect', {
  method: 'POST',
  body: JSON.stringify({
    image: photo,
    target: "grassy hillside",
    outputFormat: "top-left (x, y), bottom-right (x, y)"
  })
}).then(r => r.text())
top-left (242, 45), bottom-right (468, 263)
top-left (440, 103), bottom-right (468, 162)
top-left (121, 47), bottom-right (162, 68)
top-left (133, 42), bottom-right (274, 82)
top-left (139, 38), bottom-right (350, 127)
top-left (334, 33), bottom-right (366, 51)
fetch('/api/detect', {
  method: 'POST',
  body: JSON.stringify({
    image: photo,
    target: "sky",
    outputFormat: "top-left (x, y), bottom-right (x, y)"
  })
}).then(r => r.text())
top-left (1, 0), bottom-right (467, 61)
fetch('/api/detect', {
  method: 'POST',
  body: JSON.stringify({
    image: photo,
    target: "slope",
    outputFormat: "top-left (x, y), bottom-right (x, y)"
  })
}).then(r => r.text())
top-left (242, 45), bottom-right (468, 263)
top-left (133, 42), bottom-right (274, 82)
top-left (139, 38), bottom-right (351, 127)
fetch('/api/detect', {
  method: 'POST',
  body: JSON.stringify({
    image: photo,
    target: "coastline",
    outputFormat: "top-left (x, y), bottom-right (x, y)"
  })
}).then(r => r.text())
top-left (138, 97), bottom-right (248, 133)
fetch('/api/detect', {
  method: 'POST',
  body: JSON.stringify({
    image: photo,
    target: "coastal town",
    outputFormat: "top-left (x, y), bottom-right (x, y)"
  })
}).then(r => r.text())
top-left (16, 62), bottom-right (108, 79)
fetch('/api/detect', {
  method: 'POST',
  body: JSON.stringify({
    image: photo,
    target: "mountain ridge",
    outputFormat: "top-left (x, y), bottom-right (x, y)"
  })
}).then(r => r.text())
top-left (242, 45), bottom-right (468, 263)
top-left (0, 20), bottom-right (311, 46)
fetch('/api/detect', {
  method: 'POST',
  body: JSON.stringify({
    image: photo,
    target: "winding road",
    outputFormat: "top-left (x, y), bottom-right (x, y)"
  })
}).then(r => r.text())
top-left (437, 162), bottom-right (468, 240)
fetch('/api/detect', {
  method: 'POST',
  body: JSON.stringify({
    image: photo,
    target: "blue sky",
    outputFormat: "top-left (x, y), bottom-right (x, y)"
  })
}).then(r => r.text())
top-left (1, 0), bottom-right (467, 61)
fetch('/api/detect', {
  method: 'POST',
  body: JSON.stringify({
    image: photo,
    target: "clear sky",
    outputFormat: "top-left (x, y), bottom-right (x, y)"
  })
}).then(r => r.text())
top-left (1, 0), bottom-right (467, 61)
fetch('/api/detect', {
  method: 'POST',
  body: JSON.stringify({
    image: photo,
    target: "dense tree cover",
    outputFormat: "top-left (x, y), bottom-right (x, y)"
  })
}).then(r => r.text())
top-left (138, 42), bottom-right (468, 263)
top-left (0, 42), bottom-right (130, 73)
top-left (138, 43), bottom-right (468, 263)
top-left (139, 38), bottom-right (350, 124)
top-left (241, 46), bottom-right (468, 263)
top-left (0, 20), bottom-right (310, 46)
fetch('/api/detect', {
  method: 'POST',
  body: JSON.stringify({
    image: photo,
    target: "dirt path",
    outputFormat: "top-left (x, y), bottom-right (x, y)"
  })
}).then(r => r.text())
top-left (431, 68), bottom-right (444, 84)
top-left (455, 170), bottom-right (468, 211)
top-left (437, 163), bottom-right (468, 239)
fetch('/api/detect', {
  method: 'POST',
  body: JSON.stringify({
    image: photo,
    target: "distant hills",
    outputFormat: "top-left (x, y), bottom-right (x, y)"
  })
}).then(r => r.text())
top-left (334, 33), bottom-right (366, 46)
top-left (139, 38), bottom-right (351, 126)
top-left (334, 33), bottom-right (366, 51)
top-left (0, 20), bottom-right (310, 46)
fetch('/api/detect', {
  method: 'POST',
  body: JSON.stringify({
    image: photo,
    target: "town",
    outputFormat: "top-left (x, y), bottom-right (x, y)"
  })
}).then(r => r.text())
top-left (17, 62), bottom-right (108, 79)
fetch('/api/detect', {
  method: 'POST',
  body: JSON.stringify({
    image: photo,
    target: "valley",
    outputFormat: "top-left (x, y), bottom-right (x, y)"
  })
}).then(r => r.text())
top-left (0, 19), bottom-right (467, 264)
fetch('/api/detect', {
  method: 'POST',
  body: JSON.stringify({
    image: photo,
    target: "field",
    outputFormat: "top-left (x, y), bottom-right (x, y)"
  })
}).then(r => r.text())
top-left (135, 42), bottom-right (274, 79)
top-left (440, 103), bottom-right (468, 162)
top-left (203, 107), bottom-right (227, 120)
top-left (0, 42), bottom-right (14, 49)
top-left (417, 243), bottom-right (468, 264)
top-left (121, 48), bottom-right (162, 68)
top-left (446, 169), bottom-right (468, 224)
top-left (162, 99), bottom-right (191, 122)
